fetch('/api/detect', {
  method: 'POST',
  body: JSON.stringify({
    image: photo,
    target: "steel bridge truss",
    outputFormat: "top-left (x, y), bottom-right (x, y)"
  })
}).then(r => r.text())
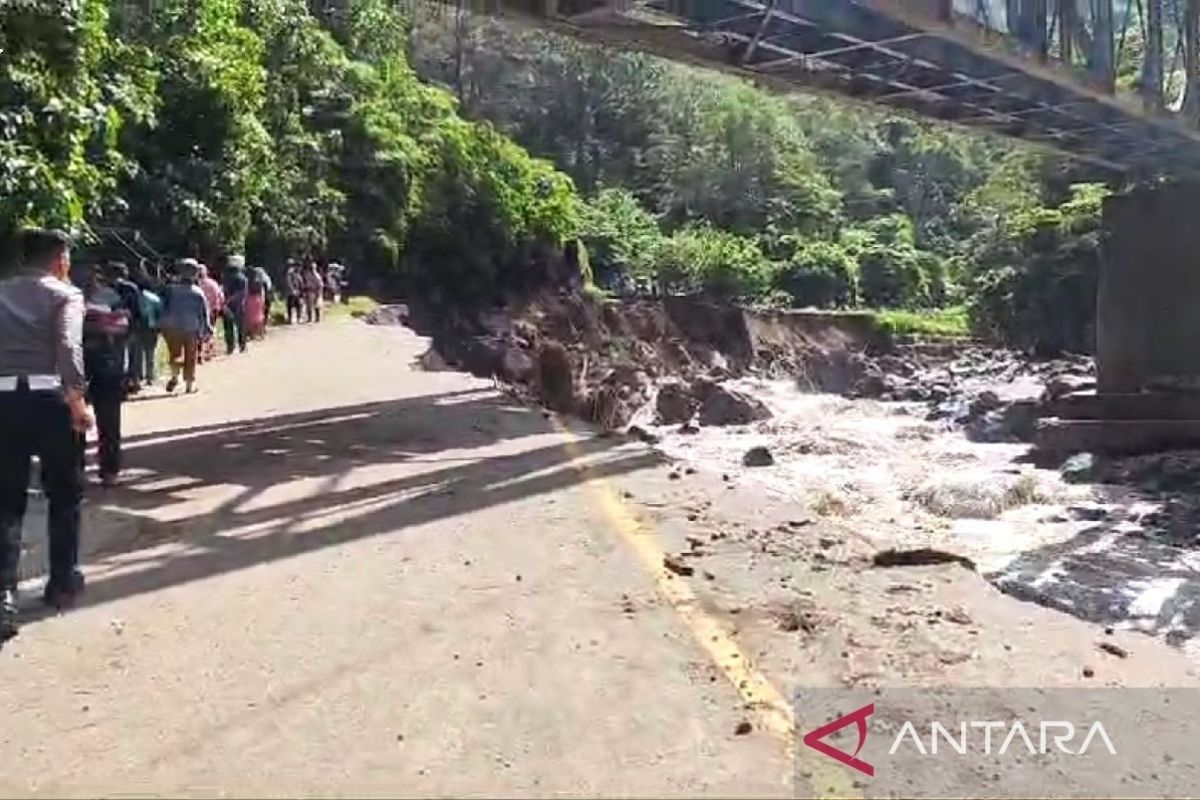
top-left (639, 0), bottom-right (1200, 176)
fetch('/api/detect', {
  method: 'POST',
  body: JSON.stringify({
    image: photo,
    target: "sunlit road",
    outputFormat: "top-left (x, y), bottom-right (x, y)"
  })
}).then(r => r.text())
top-left (0, 317), bottom-right (791, 797)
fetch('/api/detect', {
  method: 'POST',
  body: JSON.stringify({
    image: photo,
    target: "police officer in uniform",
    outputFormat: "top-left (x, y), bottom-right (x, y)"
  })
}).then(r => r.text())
top-left (0, 229), bottom-right (92, 642)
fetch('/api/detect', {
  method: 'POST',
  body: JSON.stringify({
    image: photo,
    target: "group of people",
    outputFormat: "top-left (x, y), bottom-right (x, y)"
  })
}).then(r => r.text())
top-left (0, 228), bottom-right (349, 642)
top-left (285, 259), bottom-right (344, 325)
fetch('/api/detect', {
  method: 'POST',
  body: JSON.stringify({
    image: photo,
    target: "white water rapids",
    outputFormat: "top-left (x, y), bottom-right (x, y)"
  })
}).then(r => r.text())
top-left (632, 377), bottom-right (1200, 657)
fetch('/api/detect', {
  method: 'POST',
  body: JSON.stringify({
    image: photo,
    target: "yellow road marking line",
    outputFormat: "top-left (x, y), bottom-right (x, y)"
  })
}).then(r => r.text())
top-left (555, 425), bottom-right (861, 798)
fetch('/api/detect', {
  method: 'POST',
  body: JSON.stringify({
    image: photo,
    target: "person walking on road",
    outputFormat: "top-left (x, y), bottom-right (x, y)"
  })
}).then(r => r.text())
top-left (303, 262), bottom-right (324, 323)
top-left (328, 261), bottom-right (349, 305)
top-left (222, 257), bottom-right (249, 354)
top-left (245, 266), bottom-right (268, 340)
top-left (285, 260), bottom-right (303, 324)
top-left (81, 266), bottom-right (130, 488)
top-left (0, 228), bottom-right (92, 638)
top-left (160, 259), bottom-right (213, 394)
top-left (136, 278), bottom-right (162, 387)
top-left (250, 264), bottom-right (274, 335)
top-left (132, 263), bottom-right (163, 387)
top-left (107, 262), bottom-right (145, 393)
top-left (324, 266), bottom-right (341, 307)
top-left (196, 264), bottom-right (224, 362)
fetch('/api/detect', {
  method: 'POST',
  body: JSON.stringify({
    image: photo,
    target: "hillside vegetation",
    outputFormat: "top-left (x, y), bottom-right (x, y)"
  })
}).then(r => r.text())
top-left (2, 0), bottom-right (1112, 351)
top-left (1, 0), bottom-right (576, 304)
top-left (411, 12), bottom-right (1114, 350)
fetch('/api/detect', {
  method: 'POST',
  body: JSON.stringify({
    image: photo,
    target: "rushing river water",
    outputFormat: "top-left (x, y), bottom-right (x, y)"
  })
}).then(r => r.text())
top-left (633, 377), bottom-right (1200, 659)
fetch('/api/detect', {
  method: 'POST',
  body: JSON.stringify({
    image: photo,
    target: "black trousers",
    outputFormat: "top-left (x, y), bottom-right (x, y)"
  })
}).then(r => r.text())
top-left (0, 387), bottom-right (83, 589)
top-left (88, 379), bottom-right (123, 478)
top-left (286, 295), bottom-right (302, 323)
top-left (223, 306), bottom-right (247, 354)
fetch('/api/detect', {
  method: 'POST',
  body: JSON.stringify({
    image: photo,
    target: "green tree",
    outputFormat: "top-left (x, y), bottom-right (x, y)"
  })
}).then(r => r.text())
top-left (578, 187), bottom-right (664, 286)
top-left (0, 0), bottom-right (154, 237)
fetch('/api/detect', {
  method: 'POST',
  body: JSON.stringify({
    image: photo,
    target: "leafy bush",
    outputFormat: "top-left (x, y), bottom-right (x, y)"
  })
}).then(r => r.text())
top-left (840, 217), bottom-right (943, 309)
top-left (774, 239), bottom-right (858, 308)
top-left (407, 115), bottom-right (580, 301)
top-left (653, 224), bottom-right (775, 300)
top-left (579, 187), bottom-right (665, 286)
top-left (966, 183), bottom-right (1108, 354)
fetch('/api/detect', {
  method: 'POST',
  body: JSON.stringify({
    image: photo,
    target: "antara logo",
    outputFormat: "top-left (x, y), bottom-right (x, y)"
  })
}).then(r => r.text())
top-left (802, 703), bottom-right (875, 777)
top-left (802, 704), bottom-right (1118, 778)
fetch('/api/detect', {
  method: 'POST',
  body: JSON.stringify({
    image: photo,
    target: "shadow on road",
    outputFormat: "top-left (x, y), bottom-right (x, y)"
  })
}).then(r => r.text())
top-left (20, 386), bottom-right (660, 620)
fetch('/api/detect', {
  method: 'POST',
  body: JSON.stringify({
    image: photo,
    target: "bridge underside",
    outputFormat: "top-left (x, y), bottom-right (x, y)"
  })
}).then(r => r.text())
top-left (543, 0), bottom-right (1200, 177)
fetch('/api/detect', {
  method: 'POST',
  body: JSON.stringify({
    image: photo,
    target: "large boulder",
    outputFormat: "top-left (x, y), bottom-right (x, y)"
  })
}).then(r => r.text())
top-left (538, 342), bottom-right (576, 413)
top-left (848, 369), bottom-right (887, 399)
top-left (655, 380), bottom-right (699, 425)
top-left (966, 399), bottom-right (1041, 443)
top-left (604, 363), bottom-right (647, 391)
top-left (500, 347), bottom-right (536, 384)
top-left (458, 336), bottom-right (506, 379)
top-left (969, 390), bottom-right (1003, 416)
top-left (742, 446), bottom-right (775, 467)
top-left (999, 399), bottom-right (1040, 441)
top-left (698, 385), bottom-right (771, 426)
top-left (363, 304), bottom-right (409, 326)
top-left (799, 351), bottom-right (873, 394)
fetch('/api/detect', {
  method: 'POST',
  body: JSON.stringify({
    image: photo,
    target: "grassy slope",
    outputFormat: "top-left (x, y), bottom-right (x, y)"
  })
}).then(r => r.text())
top-left (869, 306), bottom-right (970, 340)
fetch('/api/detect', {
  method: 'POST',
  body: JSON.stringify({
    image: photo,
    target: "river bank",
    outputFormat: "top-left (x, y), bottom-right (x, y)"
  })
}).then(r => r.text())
top-left (388, 291), bottom-right (1200, 661)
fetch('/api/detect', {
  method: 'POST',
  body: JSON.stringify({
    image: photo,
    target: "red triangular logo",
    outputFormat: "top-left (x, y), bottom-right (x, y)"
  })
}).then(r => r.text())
top-left (801, 702), bottom-right (875, 777)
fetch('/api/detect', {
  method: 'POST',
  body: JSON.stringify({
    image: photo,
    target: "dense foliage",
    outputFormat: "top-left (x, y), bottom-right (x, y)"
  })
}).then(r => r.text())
top-left (412, 13), bottom-right (1115, 349)
top-left (1, 0), bottom-right (580, 303)
top-left (2, 0), bottom-right (1115, 350)
top-left (964, 167), bottom-right (1108, 354)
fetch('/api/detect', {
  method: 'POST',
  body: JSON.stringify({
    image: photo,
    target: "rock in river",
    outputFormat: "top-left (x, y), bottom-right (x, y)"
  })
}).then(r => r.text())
top-left (698, 385), bottom-right (771, 427)
top-left (655, 380), bottom-right (699, 425)
top-left (742, 446), bottom-right (775, 467)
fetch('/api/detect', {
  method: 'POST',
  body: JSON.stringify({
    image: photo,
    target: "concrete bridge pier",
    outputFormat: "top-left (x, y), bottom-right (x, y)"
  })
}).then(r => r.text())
top-left (1040, 182), bottom-right (1200, 455)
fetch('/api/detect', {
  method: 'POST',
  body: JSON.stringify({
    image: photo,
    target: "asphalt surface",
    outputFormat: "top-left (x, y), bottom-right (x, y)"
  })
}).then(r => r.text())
top-left (0, 319), bottom-right (792, 797)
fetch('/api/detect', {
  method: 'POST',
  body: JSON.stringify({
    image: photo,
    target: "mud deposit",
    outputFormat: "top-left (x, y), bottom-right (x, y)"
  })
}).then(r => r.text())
top-left (400, 293), bottom-right (1200, 659)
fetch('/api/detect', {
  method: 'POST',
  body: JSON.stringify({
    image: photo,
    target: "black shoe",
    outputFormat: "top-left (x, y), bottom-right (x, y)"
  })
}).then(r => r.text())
top-left (0, 589), bottom-right (18, 643)
top-left (42, 571), bottom-right (85, 610)
top-left (165, 377), bottom-right (179, 394)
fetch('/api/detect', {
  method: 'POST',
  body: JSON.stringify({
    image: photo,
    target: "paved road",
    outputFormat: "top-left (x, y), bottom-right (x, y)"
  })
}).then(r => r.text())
top-left (0, 319), bottom-right (791, 797)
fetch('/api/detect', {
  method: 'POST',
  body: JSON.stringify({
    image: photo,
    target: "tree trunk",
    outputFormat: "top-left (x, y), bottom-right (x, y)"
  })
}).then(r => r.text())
top-left (1184, 0), bottom-right (1200, 120)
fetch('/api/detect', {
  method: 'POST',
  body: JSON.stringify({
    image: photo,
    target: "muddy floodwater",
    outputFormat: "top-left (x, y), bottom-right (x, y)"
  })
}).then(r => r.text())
top-left (633, 378), bottom-right (1200, 660)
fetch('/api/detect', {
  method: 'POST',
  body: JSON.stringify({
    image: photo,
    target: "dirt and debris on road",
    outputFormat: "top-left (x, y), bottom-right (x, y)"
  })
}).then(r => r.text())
top-left (407, 290), bottom-right (1200, 675)
top-left (6, 308), bottom-right (1200, 798)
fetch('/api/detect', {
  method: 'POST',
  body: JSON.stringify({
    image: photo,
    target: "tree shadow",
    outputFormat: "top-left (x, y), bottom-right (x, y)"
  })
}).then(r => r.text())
top-left (18, 387), bottom-right (661, 621)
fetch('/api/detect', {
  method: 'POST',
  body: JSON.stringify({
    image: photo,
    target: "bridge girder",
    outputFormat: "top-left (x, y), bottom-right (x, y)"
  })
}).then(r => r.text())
top-left (459, 0), bottom-right (1200, 176)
